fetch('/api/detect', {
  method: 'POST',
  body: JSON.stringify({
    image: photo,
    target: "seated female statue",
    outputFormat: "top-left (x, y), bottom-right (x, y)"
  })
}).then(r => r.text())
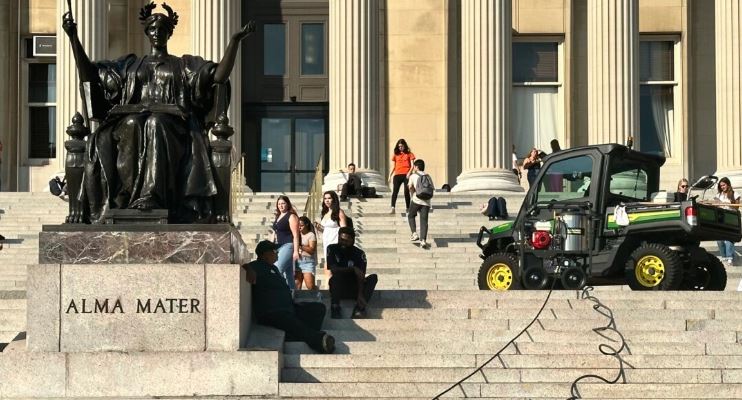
top-left (62, 2), bottom-right (253, 223)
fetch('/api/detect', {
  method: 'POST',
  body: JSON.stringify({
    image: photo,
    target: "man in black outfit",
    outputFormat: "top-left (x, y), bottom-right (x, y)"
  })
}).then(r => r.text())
top-left (244, 240), bottom-right (335, 354)
top-left (340, 163), bottom-right (363, 201)
top-left (326, 227), bottom-right (378, 319)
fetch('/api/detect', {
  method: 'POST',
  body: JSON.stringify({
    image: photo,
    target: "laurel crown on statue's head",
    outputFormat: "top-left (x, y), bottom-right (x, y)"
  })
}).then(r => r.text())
top-left (139, 2), bottom-right (179, 34)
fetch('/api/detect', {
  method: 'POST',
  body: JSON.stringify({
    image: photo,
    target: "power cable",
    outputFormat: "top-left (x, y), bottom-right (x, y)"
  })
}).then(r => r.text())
top-left (431, 277), bottom-right (557, 399)
top-left (567, 286), bottom-right (630, 399)
top-left (431, 283), bottom-right (630, 399)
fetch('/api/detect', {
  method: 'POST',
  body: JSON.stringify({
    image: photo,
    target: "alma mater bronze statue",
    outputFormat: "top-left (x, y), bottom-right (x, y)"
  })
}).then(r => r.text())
top-left (62, 2), bottom-right (254, 223)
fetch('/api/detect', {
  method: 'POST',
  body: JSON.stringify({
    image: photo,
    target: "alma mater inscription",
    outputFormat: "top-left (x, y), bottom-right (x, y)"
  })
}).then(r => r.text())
top-left (65, 298), bottom-right (202, 314)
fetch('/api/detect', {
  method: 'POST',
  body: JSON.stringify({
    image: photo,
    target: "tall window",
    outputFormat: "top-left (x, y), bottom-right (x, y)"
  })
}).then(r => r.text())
top-left (264, 23), bottom-right (286, 76)
top-left (28, 63), bottom-right (56, 159)
top-left (639, 40), bottom-right (676, 157)
top-left (301, 23), bottom-right (325, 75)
top-left (512, 41), bottom-right (562, 158)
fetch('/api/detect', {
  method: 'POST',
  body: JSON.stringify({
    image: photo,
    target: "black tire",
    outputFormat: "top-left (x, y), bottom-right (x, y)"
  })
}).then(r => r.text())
top-left (683, 251), bottom-right (727, 291)
top-left (625, 243), bottom-right (683, 290)
top-left (478, 253), bottom-right (521, 291)
top-left (560, 266), bottom-right (587, 290)
top-left (522, 265), bottom-right (549, 290)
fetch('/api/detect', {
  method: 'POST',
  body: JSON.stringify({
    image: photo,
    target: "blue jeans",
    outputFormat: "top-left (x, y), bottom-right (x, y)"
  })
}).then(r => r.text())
top-left (527, 168), bottom-right (540, 187)
top-left (717, 240), bottom-right (735, 261)
top-left (276, 242), bottom-right (296, 289)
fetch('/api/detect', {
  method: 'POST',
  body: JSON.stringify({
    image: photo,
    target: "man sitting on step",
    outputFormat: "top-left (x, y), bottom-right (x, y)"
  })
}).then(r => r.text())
top-left (244, 240), bottom-right (335, 354)
top-left (326, 227), bottom-right (378, 319)
top-left (339, 163), bottom-right (363, 201)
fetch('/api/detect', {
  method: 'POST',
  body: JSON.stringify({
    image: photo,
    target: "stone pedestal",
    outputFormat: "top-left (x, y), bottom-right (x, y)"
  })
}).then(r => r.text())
top-left (39, 224), bottom-right (249, 264)
top-left (27, 262), bottom-right (251, 353)
top-left (11, 224), bottom-right (281, 397)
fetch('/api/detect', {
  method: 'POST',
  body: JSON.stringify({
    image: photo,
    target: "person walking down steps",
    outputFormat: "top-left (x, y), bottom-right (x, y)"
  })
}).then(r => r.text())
top-left (388, 138), bottom-right (415, 214)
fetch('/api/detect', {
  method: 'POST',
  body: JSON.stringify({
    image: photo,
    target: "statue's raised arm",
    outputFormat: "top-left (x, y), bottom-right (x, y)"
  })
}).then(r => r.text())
top-left (61, 1), bottom-right (97, 83)
top-left (213, 20), bottom-right (256, 83)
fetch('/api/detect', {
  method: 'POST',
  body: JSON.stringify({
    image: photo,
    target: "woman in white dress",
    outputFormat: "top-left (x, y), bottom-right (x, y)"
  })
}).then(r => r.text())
top-left (314, 191), bottom-right (348, 260)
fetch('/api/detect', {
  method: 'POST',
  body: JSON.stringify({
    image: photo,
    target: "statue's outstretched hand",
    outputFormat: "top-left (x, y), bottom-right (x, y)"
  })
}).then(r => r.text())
top-left (62, 11), bottom-right (77, 37)
top-left (233, 20), bottom-right (256, 42)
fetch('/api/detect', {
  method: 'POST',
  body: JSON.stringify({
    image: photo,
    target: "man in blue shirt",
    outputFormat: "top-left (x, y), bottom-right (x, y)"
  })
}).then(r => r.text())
top-left (326, 227), bottom-right (378, 319)
top-left (244, 240), bottom-right (335, 353)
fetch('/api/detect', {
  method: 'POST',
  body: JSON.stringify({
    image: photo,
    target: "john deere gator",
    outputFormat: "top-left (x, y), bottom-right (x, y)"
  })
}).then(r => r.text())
top-left (476, 143), bottom-right (741, 291)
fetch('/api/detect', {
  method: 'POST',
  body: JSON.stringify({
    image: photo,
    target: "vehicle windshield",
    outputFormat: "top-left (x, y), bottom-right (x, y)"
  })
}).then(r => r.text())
top-left (535, 155), bottom-right (594, 202)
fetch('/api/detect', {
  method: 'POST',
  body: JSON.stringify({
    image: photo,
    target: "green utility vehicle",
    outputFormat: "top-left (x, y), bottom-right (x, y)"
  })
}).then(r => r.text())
top-left (476, 143), bottom-right (741, 291)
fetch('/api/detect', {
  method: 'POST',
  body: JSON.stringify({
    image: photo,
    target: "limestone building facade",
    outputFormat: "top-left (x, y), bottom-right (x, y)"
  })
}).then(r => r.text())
top-left (0, 0), bottom-right (739, 194)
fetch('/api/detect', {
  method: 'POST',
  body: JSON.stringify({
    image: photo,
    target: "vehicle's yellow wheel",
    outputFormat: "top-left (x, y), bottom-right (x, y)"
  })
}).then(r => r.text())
top-left (478, 253), bottom-right (521, 291)
top-left (635, 255), bottom-right (665, 287)
top-left (626, 243), bottom-right (682, 291)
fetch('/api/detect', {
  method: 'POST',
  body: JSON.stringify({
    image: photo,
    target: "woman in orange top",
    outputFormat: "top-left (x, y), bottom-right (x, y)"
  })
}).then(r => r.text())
top-left (388, 139), bottom-right (416, 213)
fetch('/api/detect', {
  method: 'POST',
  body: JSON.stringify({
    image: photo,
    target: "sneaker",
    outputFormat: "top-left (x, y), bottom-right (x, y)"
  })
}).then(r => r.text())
top-left (410, 232), bottom-right (420, 242)
top-left (351, 305), bottom-right (367, 319)
top-left (420, 240), bottom-right (430, 249)
top-left (330, 304), bottom-right (342, 319)
top-left (321, 333), bottom-right (336, 354)
top-left (389, 207), bottom-right (396, 214)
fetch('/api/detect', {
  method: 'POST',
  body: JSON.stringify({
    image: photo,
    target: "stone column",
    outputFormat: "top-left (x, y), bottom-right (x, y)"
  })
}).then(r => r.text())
top-left (714, 1), bottom-right (742, 186)
top-left (55, 0), bottom-right (108, 170)
top-left (587, 0), bottom-right (639, 146)
top-left (323, 0), bottom-right (387, 193)
top-left (192, 0), bottom-right (243, 167)
top-left (452, 0), bottom-right (521, 192)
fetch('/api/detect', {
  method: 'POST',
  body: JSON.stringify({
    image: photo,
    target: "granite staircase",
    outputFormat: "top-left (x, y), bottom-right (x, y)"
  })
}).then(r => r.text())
top-left (0, 191), bottom-right (741, 398)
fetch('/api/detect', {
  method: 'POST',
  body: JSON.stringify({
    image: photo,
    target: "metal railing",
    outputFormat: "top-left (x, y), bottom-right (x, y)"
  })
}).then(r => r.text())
top-left (304, 154), bottom-right (324, 222)
top-left (230, 152), bottom-right (247, 221)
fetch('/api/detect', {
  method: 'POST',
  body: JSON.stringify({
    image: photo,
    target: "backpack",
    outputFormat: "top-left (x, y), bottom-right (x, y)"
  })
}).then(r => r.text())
top-left (49, 177), bottom-right (65, 196)
top-left (415, 173), bottom-right (435, 200)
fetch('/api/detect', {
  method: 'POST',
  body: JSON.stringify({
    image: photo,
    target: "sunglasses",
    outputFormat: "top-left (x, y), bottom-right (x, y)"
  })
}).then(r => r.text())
top-left (680, 185), bottom-right (688, 188)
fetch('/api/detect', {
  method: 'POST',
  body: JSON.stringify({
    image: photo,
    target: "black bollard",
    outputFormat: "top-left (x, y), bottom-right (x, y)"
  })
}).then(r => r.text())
top-left (210, 112), bottom-right (233, 223)
top-left (64, 112), bottom-right (89, 223)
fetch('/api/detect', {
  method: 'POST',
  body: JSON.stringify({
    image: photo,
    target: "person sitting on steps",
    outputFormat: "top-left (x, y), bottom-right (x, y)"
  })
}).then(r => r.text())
top-left (243, 240), bottom-right (335, 354)
top-left (340, 163), bottom-right (363, 201)
top-left (326, 227), bottom-right (378, 319)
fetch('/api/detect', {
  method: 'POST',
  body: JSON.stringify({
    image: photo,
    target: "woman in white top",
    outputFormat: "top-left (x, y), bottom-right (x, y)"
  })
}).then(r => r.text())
top-left (313, 191), bottom-right (348, 260)
top-left (715, 177), bottom-right (740, 265)
top-left (295, 216), bottom-right (318, 290)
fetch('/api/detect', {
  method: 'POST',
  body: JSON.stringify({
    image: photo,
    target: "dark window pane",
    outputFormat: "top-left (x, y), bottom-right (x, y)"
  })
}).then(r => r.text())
top-left (29, 63), bottom-right (56, 103)
top-left (264, 24), bottom-right (286, 76)
top-left (639, 85), bottom-right (673, 156)
top-left (294, 118), bottom-right (325, 170)
top-left (29, 106), bottom-right (56, 158)
top-left (513, 42), bottom-right (558, 82)
top-left (640, 41), bottom-right (673, 81)
top-left (301, 23), bottom-right (325, 75)
top-left (261, 172), bottom-right (291, 192)
top-left (260, 118), bottom-right (292, 170)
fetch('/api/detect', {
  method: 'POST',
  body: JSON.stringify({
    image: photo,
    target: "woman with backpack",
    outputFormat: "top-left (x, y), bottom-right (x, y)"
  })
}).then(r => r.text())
top-left (314, 191), bottom-right (349, 262)
top-left (388, 139), bottom-right (416, 214)
top-left (407, 159), bottom-right (433, 249)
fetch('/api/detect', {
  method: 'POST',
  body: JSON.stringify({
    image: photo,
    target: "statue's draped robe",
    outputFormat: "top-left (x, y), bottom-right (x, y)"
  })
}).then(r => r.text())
top-left (84, 54), bottom-right (220, 223)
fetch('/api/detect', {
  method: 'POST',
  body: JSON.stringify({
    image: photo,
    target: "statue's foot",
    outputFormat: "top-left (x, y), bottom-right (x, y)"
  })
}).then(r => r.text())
top-left (129, 197), bottom-right (160, 210)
